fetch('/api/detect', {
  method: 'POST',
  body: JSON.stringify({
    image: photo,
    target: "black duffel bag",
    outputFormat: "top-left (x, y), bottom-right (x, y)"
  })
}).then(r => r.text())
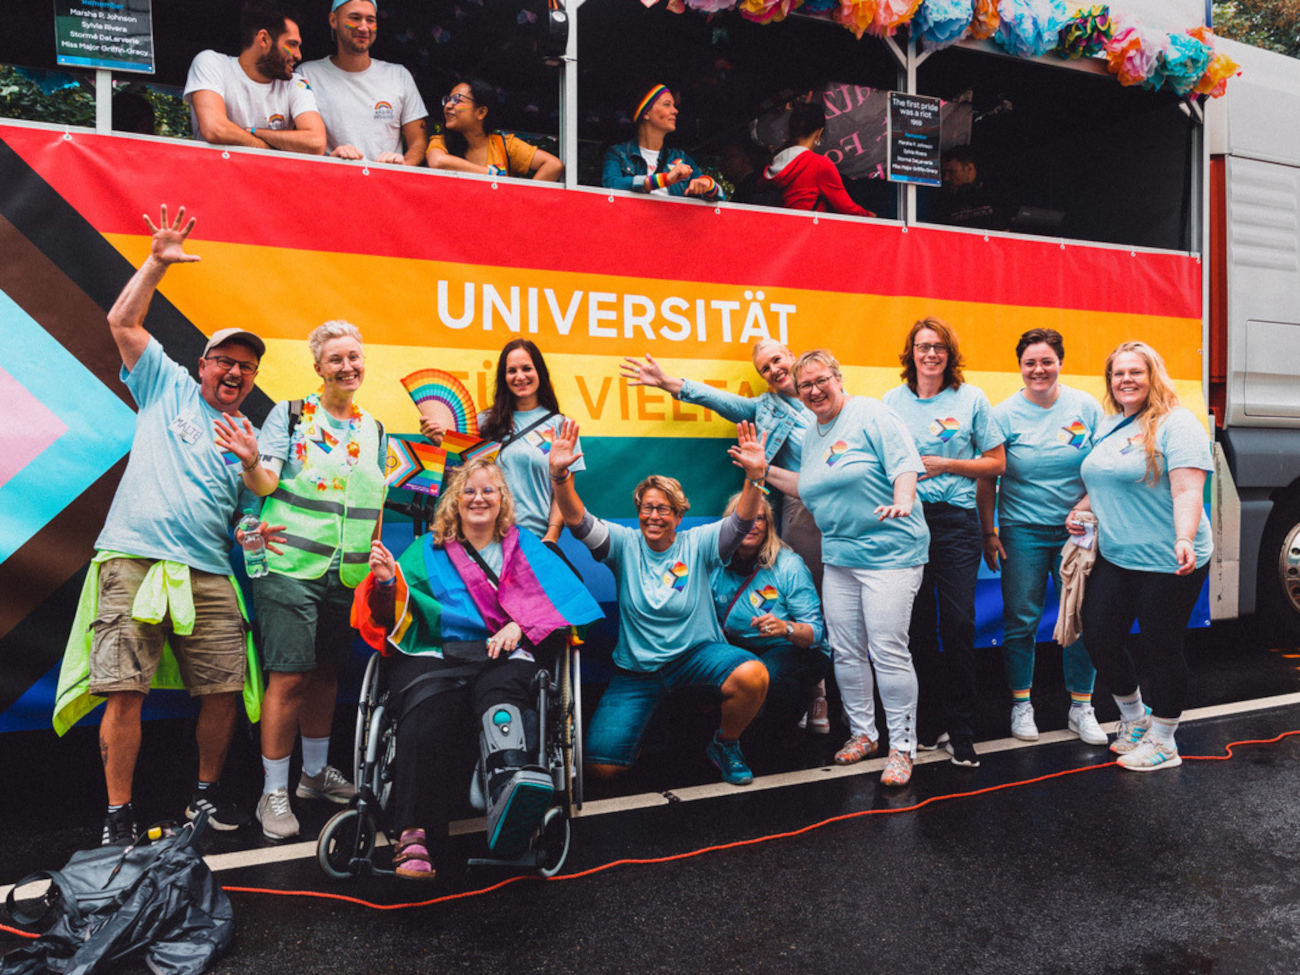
top-left (2, 814), bottom-right (233, 975)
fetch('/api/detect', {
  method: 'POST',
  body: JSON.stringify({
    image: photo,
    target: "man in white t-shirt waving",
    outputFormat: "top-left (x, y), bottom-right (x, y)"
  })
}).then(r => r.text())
top-left (299, 0), bottom-right (429, 165)
top-left (184, 0), bottom-right (326, 155)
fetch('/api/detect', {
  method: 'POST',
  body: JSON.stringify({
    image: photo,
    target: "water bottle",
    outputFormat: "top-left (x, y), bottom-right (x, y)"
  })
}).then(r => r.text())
top-left (237, 514), bottom-right (268, 578)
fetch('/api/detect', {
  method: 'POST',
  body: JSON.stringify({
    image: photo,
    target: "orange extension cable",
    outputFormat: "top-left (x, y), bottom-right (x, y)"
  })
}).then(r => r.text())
top-left (2, 729), bottom-right (1296, 936)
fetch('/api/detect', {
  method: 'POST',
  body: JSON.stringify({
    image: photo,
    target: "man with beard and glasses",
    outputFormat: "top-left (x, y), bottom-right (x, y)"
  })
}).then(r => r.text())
top-left (184, 0), bottom-right (325, 155)
top-left (299, 0), bottom-right (428, 165)
top-left (56, 206), bottom-right (270, 846)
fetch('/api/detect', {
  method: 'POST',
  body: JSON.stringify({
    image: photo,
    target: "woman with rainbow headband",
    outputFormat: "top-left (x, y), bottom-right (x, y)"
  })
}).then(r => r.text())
top-left (1069, 341), bottom-right (1213, 772)
top-left (883, 318), bottom-right (1005, 770)
top-left (218, 320), bottom-right (386, 843)
top-left (601, 83), bottom-right (724, 200)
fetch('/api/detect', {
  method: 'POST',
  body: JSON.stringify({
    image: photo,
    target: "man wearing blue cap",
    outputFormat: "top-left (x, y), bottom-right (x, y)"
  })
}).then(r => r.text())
top-left (184, 1), bottom-right (326, 154)
top-left (299, 0), bottom-right (429, 165)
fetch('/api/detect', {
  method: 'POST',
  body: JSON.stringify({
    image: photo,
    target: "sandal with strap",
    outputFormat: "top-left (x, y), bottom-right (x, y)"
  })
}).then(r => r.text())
top-left (393, 827), bottom-right (435, 880)
top-left (834, 733), bottom-right (878, 765)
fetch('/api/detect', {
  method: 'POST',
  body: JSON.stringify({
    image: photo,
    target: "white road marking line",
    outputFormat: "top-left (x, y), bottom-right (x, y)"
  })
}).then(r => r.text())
top-left (4, 690), bottom-right (1298, 899)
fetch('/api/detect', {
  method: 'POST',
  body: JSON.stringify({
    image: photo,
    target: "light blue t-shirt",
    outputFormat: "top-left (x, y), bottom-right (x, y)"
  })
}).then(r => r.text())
top-left (1080, 407), bottom-right (1214, 573)
top-left (478, 407), bottom-right (585, 540)
top-left (600, 519), bottom-right (727, 672)
top-left (994, 386), bottom-right (1105, 527)
top-left (95, 338), bottom-right (260, 575)
top-left (882, 382), bottom-right (1003, 508)
top-left (711, 548), bottom-right (828, 655)
top-left (796, 396), bottom-right (929, 570)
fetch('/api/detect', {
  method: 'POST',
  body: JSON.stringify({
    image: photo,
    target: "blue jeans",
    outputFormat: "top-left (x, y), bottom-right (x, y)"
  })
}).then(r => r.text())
top-left (585, 641), bottom-right (764, 767)
top-left (999, 522), bottom-right (1096, 697)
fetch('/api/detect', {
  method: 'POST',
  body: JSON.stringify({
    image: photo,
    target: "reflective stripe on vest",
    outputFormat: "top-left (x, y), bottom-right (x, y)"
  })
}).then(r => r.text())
top-left (260, 410), bottom-right (386, 586)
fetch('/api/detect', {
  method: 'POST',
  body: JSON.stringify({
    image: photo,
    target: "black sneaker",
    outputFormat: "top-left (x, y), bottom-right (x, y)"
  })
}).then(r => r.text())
top-left (945, 737), bottom-right (981, 768)
top-left (102, 804), bottom-right (139, 846)
top-left (186, 785), bottom-right (251, 831)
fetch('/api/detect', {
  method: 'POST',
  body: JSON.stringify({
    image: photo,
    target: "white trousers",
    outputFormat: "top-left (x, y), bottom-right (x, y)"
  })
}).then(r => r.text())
top-left (822, 563), bottom-right (923, 756)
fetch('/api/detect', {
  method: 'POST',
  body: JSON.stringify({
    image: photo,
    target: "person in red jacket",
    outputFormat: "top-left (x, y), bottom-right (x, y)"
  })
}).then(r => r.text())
top-left (761, 101), bottom-right (874, 217)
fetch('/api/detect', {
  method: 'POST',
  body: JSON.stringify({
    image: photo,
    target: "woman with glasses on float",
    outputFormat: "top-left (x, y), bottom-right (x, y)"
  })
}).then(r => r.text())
top-left (546, 420), bottom-right (770, 787)
top-left (883, 319), bottom-right (1005, 769)
top-left (763, 351), bottom-right (930, 786)
top-left (426, 79), bottom-right (562, 181)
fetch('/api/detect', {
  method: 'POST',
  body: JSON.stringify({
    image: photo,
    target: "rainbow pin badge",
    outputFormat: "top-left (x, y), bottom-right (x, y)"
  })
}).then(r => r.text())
top-left (929, 417), bottom-right (961, 442)
top-left (824, 440), bottom-right (849, 466)
top-left (661, 561), bottom-right (689, 591)
top-left (1120, 433), bottom-right (1145, 455)
top-left (749, 584), bottom-right (779, 613)
top-left (526, 427), bottom-right (555, 454)
top-left (1058, 419), bottom-right (1089, 448)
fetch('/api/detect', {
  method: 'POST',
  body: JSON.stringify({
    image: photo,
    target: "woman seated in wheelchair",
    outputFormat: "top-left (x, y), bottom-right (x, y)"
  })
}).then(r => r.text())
top-left (357, 457), bottom-right (602, 880)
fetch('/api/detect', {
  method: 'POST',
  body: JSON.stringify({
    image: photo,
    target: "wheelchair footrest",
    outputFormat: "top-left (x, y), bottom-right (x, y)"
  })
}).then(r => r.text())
top-left (487, 770), bottom-right (554, 856)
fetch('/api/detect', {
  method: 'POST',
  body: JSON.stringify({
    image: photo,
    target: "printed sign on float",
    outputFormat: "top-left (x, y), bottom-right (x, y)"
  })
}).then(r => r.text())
top-left (887, 92), bottom-right (942, 187)
top-left (54, 0), bottom-right (155, 74)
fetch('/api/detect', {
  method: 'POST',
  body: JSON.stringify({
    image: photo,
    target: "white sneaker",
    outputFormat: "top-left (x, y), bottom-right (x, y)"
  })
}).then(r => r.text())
top-left (1010, 702), bottom-right (1038, 741)
top-left (1067, 704), bottom-right (1108, 745)
top-left (256, 788), bottom-right (300, 841)
top-left (1110, 708), bottom-right (1152, 755)
top-left (1117, 735), bottom-right (1181, 772)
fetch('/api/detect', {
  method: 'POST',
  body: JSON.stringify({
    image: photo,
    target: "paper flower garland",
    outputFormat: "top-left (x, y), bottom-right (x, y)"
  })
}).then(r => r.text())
top-left (915, 0), bottom-right (975, 47)
top-left (740, 0), bottom-right (804, 22)
top-left (1055, 5), bottom-right (1111, 59)
top-left (995, 0), bottom-right (1071, 58)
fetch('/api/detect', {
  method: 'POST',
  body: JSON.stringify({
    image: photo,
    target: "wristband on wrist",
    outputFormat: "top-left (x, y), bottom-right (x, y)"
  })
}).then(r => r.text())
top-left (1176, 535), bottom-right (1193, 544)
top-left (242, 460), bottom-right (258, 472)
top-left (377, 575), bottom-right (396, 587)
top-left (747, 477), bottom-right (770, 496)
top-left (551, 469), bottom-right (572, 483)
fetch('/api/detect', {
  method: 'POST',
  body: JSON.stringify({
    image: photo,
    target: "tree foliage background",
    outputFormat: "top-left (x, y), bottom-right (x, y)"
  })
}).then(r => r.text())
top-left (1214, 0), bottom-right (1300, 57)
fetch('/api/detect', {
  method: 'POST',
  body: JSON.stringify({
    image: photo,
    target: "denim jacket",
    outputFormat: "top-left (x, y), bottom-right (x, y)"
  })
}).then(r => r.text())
top-left (601, 140), bottom-right (725, 201)
top-left (678, 380), bottom-right (811, 469)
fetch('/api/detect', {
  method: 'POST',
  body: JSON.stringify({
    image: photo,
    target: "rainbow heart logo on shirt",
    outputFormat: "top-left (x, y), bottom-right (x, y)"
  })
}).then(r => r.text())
top-left (824, 440), bottom-right (849, 466)
top-left (1058, 420), bottom-right (1089, 448)
top-left (929, 417), bottom-right (960, 442)
top-left (527, 428), bottom-right (554, 454)
top-left (1120, 433), bottom-right (1145, 455)
top-left (661, 561), bottom-right (689, 591)
top-left (748, 584), bottom-right (779, 613)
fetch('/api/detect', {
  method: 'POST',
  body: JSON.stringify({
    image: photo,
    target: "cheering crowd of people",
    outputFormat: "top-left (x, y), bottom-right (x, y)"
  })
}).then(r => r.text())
top-left (69, 199), bottom-right (1213, 875)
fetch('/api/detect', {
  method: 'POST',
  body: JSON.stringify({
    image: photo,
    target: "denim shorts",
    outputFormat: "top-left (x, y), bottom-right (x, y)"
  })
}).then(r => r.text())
top-left (584, 640), bottom-right (763, 767)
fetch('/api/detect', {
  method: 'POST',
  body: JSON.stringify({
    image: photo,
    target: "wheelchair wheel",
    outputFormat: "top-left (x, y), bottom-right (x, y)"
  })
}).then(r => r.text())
top-left (354, 653), bottom-right (382, 786)
top-left (317, 807), bottom-right (376, 880)
top-left (535, 806), bottom-right (570, 878)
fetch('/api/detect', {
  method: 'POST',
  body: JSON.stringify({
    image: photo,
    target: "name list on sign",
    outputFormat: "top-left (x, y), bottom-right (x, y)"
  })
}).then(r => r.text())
top-left (887, 92), bottom-right (942, 187)
top-left (55, 0), bottom-right (155, 74)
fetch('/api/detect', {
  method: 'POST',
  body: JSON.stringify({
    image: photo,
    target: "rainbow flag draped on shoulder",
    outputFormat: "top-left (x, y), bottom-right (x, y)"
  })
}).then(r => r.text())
top-left (352, 527), bottom-right (603, 657)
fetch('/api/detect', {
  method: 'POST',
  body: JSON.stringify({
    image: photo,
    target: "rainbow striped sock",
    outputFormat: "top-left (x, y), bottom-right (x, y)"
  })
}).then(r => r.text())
top-left (1011, 688), bottom-right (1031, 703)
top-left (1069, 692), bottom-right (1091, 708)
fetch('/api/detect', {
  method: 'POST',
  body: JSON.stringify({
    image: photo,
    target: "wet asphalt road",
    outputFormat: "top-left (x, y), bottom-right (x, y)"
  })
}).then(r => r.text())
top-left (3, 618), bottom-right (1299, 974)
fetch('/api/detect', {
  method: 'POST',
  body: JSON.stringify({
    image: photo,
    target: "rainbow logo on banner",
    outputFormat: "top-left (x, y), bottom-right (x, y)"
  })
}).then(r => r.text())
top-left (749, 584), bottom-right (779, 613)
top-left (661, 561), bottom-right (689, 591)
top-left (824, 440), bottom-right (849, 466)
top-left (1058, 419), bottom-right (1089, 448)
top-left (929, 417), bottom-right (961, 442)
top-left (401, 369), bottom-right (480, 436)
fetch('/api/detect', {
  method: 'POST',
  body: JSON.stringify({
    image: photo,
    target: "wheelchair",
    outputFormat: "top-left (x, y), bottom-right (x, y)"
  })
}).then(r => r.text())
top-left (315, 638), bottom-right (585, 880)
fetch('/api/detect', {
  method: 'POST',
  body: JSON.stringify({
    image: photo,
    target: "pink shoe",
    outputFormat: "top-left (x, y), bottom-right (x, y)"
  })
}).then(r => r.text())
top-left (393, 828), bottom-right (435, 880)
top-left (807, 695), bottom-right (830, 734)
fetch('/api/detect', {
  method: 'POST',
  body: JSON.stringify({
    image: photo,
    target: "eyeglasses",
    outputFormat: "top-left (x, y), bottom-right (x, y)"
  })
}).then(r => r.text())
top-left (442, 93), bottom-right (473, 107)
top-left (795, 375), bottom-right (836, 395)
top-left (205, 354), bottom-right (258, 375)
top-left (914, 343), bottom-right (949, 355)
top-left (460, 485), bottom-right (498, 498)
top-left (638, 504), bottom-right (675, 517)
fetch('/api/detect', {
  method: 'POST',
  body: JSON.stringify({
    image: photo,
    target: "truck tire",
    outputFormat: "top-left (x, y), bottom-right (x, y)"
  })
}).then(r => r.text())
top-left (1257, 494), bottom-right (1300, 647)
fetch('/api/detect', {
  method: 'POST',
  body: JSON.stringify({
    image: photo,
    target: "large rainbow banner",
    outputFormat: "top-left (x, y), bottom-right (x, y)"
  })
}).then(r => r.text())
top-left (0, 122), bottom-right (1205, 731)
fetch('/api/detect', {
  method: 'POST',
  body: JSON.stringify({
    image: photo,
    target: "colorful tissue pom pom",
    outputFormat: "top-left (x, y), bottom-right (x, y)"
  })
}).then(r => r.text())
top-left (1054, 5), bottom-right (1111, 59)
top-left (995, 0), bottom-right (1071, 58)
top-left (915, 0), bottom-right (974, 47)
